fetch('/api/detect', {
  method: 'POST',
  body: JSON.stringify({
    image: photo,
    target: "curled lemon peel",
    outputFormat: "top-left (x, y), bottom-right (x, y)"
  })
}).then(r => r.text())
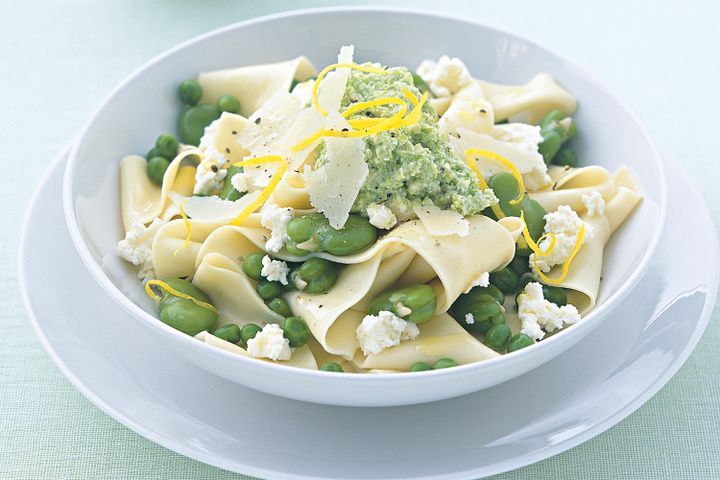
top-left (464, 148), bottom-right (525, 205)
top-left (145, 279), bottom-right (219, 314)
top-left (520, 211), bottom-right (554, 255)
top-left (291, 90), bottom-right (426, 152)
top-left (533, 223), bottom-right (586, 285)
top-left (312, 63), bottom-right (390, 117)
top-left (230, 155), bottom-right (288, 226)
top-left (341, 96), bottom-right (406, 118)
top-left (172, 200), bottom-right (192, 256)
top-left (464, 154), bottom-right (505, 219)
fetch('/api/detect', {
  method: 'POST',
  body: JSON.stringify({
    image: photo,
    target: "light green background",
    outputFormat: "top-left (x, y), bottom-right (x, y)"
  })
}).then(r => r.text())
top-left (2, 1), bottom-right (719, 478)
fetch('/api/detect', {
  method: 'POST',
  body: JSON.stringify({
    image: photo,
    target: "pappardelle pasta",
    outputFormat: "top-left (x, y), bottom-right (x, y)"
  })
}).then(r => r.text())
top-left (117, 46), bottom-right (642, 373)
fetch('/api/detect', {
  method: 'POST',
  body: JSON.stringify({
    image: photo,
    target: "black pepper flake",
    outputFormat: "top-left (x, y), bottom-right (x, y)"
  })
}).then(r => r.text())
top-left (479, 109), bottom-right (487, 115)
top-left (319, 305), bottom-right (324, 309)
top-left (211, 165), bottom-right (219, 173)
top-left (341, 128), bottom-right (349, 132)
top-left (225, 147), bottom-right (231, 154)
top-left (231, 130), bottom-right (238, 135)
top-left (238, 255), bottom-right (245, 262)
top-left (552, 182), bottom-right (559, 191)
top-left (254, 117), bottom-right (261, 124)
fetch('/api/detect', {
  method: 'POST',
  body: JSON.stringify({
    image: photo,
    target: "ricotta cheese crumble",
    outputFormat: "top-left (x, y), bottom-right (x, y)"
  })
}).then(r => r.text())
top-left (260, 255), bottom-right (289, 285)
top-left (261, 204), bottom-right (294, 253)
top-left (416, 55), bottom-right (473, 97)
top-left (194, 119), bottom-right (228, 196)
top-left (246, 323), bottom-right (292, 361)
top-left (116, 218), bottom-right (166, 281)
top-left (582, 190), bottom-right (605, 217)
top-left (356, 311), bottom-right (420, 356)
top-left (530, 205), bottom-right (593, 273)
top-left (517, 282), bottom-right (580, 340)
top-left (366, 203), bottom-right (398, 230)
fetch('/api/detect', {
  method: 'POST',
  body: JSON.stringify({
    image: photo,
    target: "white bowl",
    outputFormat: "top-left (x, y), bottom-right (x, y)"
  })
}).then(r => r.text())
top-left (62, 6), bottom-right (666, 407)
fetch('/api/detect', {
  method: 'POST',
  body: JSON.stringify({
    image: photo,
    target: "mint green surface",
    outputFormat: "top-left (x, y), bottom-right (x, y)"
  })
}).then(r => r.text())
top-left (2, 0), bottom-right (718, 478)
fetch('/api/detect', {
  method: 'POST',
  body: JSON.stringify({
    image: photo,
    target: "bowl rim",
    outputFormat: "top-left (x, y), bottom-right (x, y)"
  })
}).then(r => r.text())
top-left (62, 5), bottom-right (668, 383)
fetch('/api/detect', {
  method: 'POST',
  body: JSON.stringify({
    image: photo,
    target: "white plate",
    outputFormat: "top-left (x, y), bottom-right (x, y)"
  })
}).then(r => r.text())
top-left (20, 148), bottom-right (718, 479)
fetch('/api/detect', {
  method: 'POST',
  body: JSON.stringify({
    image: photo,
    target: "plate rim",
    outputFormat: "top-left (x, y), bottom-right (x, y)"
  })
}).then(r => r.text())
top-left (58, 5), bottom-right (670, 386)
top-left (19, 145), bottom-right (718, 479)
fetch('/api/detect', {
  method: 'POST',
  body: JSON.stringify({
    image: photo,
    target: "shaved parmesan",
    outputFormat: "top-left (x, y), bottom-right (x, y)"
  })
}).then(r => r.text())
top-left (413, 205), bottom-right (470, 237)
top-left (182, 191), bottom-right (261, 221)
top-left (238, 91), bottom-right (302, 158)
top-left (279, 45), bottom-right (355, 170)
top-left (305, 111), bottom-right (368, 229)
top-left (317, 45), bottom-right (354, 114)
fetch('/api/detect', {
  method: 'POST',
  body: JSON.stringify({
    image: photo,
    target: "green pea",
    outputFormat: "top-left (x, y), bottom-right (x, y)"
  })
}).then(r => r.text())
top-left (516, 273), bottom-right (536, 296)
top-left (256, 280), bottom-right (282, 300)
top-left (156, 277), bottom-right (218, 336)
top-left (368, 284), bottom-right (437, 323)
top-left (160, 277), bottom-right (211, 301)
top-left (463, 284), bottom-right (505, 305)
top-left (212, 323), bottom-right (242, 344)
top-left (217, 94), bottom-right (241, 114)
top-left (538, 129), bottom-right (563, 164)
top-left (553, 149), bottom-right (578, 167)
top-left (539, 109), bottom-right (566, 130)
top-left (296, 257), bottom-right (339, 294)
top-left (146, 156), bottom-right (170, 185)
top-left (485, 323), bottom-right (511, 350)
top-left (411, 72), bottom-right (431, 95)
top-left (242, 252), bottom-right (264, 280)
top-left (433, 358), bottom-right (458, 369)
top-left (240, 323), bottom-right (263, 345)
top-left (220, 165), bottom-right (245, 201)
top-left (146, 147), bottom-right (162, 161)
top-left (542, 285), bottom-right (568, 307)
top-left (488, 172), bottom-right (547, 256)
top-left (506, 333), bottom-right (534, 352)
top-left (319, 362), bottom-right (344, 372)
top-left (178, 104), bottom-right (220, 146)
top-left (409, 362), bottom-right (432, 372)
top-left (509, 256), bottom-right (530, 276)
top-left (538, 110), bottom-right (575, 164)
top-left (490, 267), bottom-right (519, 294)
top-left (154, 133), bottom-right (179, 160)
top-left (267, 297), bottom-right (293, 317)
top-left (280, 316), bottom-right (310, 348)
top-left (286, 213), bottom-right (377, 256)
top-left (178, 79), bottom-right (203, 105)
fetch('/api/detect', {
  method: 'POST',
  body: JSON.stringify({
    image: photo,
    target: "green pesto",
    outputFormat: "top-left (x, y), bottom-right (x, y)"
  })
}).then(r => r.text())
top-left (314, 64), bottom-right (497, 220)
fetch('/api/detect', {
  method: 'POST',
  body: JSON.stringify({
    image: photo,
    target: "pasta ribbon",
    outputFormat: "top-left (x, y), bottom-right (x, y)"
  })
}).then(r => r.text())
top-left (172, 199), bottom-right (192, 256)
top-left (464, 148), bottom-right (525, 205)
top-left (145, 279), bottom-right (219, 314)
top-left (230, 155), bottom-right (288, 226)
top-left (312, 62), bottom-right (390, 117)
